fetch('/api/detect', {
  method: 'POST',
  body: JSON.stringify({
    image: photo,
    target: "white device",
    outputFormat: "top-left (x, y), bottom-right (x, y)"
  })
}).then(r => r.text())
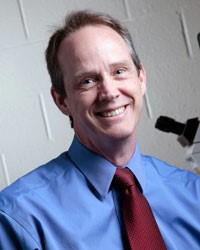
top-left (155, 116), bottom-right (200, 173)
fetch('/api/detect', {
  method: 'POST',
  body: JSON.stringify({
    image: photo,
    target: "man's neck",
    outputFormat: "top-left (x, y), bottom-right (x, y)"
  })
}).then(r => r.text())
top-left (78, 133), bottom-right (137, 167)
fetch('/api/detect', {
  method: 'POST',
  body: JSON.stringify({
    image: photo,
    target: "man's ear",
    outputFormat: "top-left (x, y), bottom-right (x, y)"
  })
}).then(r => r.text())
top-left (50, 87), bottom-right (71, 116)
top-left (138, 64), bottom-right (146, 96)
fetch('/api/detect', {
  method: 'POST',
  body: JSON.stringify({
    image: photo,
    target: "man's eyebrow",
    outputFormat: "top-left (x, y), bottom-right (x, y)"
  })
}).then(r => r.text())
top-left (110, 60), bottom-right (133, 68)
top-left (74, 60), bottom-right (134, 79)
top-left (74, 70), bottom-right (96, 80)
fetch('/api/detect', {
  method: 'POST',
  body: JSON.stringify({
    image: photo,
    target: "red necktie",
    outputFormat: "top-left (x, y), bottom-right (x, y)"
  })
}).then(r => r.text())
top-left (112, 167), bottom-right (166, 250)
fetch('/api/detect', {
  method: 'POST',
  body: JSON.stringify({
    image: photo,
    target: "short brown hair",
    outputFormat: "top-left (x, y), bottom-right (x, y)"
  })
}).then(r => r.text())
top-left (45, 10), bottom-right (141, 96)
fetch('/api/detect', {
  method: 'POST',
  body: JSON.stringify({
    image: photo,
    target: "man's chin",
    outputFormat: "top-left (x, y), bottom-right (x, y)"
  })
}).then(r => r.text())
top-left (99, 128), bottom-right (136, 141)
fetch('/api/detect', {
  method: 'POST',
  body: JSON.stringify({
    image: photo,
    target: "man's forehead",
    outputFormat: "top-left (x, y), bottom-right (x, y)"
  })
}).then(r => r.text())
top-left (60, 24), bottom-right (125, 49)
top-left (70, 24), bottom-right (119, 37)
top-left (57, 24), bottom-right (133, 78)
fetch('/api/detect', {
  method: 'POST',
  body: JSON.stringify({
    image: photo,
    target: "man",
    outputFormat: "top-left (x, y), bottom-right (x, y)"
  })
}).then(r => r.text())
top-left (0, 10), bottom-right (199, 250)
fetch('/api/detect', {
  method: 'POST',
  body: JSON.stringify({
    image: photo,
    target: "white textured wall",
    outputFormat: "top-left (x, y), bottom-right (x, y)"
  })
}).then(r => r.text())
top-left (0, 0), bottom-right (200, 190)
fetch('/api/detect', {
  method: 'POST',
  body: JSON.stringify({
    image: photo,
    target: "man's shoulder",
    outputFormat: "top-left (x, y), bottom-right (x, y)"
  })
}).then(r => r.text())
top-left (142, 154), bottom-right (199, 184)
top-left (0, 151), bottom-right (73, 209)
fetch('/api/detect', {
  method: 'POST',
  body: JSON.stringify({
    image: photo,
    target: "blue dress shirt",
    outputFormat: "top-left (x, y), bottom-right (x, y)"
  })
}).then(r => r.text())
top-left (0, 136), bottom-right (200, 249)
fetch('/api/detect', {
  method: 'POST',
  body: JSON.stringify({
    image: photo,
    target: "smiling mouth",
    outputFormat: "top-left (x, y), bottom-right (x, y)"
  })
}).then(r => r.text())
top-left (98, 106), bottom-right (126, 117)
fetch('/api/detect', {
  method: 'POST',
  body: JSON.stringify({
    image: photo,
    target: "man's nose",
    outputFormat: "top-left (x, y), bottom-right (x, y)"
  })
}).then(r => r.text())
top-left (97, 77), bottom-right (119, 102)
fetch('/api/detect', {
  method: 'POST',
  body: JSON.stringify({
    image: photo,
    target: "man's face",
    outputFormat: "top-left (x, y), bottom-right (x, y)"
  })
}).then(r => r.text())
top-left (55, 25), bottom-right (146, 152)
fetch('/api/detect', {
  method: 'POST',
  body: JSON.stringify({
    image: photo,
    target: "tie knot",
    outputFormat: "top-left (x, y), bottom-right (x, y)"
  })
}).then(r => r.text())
top-left (112, 167), bottom-right (135, 190)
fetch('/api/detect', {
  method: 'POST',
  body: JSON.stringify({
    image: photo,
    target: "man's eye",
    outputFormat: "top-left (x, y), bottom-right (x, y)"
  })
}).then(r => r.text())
top-left (79, 77), bottom-right (98, 89)
top-left (116, 68), bottom-right (126, 75)
top-left (82, 78), bottom-right (95, 85)
top-left (84, 79), bottom-right (94, 84)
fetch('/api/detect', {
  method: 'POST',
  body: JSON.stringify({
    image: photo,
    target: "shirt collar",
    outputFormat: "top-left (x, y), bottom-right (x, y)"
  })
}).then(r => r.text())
top-left (126, 141), bottom-right (146, 191)
top-left (68, 136), bottom-right (146, 199)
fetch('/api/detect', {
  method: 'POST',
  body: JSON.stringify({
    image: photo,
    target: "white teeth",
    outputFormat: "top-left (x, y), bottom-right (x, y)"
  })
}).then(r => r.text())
top-left (102, 107), bottom-right (125, 117)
